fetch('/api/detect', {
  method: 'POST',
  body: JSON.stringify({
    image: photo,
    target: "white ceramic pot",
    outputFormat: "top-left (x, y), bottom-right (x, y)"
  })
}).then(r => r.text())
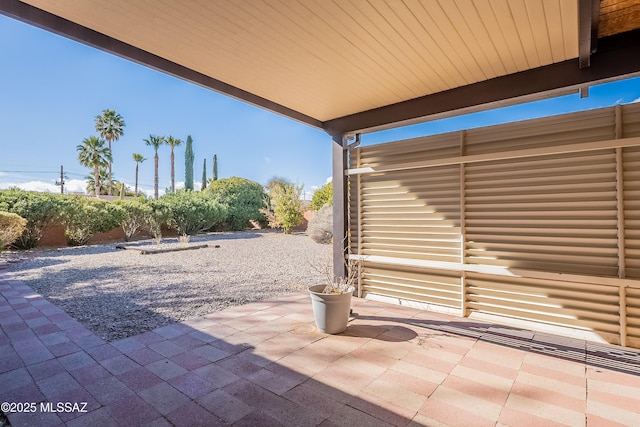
top-left (308, 284), bottom-right (354, 334)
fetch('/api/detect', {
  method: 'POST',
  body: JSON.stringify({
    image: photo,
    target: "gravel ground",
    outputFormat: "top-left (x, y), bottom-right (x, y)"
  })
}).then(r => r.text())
top-left (1, 231), bottom-right (331, 341)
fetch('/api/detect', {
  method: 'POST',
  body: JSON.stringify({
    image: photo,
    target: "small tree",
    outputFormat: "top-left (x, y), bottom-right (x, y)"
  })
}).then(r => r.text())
top-left (206, 177), bottom-right (267, 230)
top-left (185, 135), bottom-right (195, 191)
top-left (311, 182), bottom-right (332, 211)
top-left (113, 198), bottom-right (153, 241)
top-left (163, 191), bottom-right (226, 236)
top-left (146, 198), bottom-right (171, 243)
top-left (201, 158), bottom-right (207, 191)
top-left (272, 183), bottom-right (304, 234)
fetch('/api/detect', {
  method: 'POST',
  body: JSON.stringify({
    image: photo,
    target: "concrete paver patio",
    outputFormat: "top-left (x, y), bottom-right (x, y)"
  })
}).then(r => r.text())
top-left (1, 272), bottom-right (640, 426)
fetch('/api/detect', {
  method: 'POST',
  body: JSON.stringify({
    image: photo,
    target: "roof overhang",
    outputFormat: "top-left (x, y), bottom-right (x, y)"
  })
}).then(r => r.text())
top-left (3, 0), bottom-right (640, 136)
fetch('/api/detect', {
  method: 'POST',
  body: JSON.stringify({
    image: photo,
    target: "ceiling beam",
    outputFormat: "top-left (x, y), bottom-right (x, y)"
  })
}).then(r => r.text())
top-left (323, 30), bottom-right (640, 136)
top-left (0, 0), bottom-right (323, 130)
top-left (579, 0), bottom-right (601, 68)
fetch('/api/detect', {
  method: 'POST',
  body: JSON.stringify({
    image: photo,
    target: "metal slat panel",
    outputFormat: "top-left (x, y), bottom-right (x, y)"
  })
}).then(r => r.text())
top-left (350, 103), bottom-right (640, 348)
top-left (623, 103), bottom-right (640, 138)
top-left (466, 273), bottom-right (621, 335)
top-left (624, 145), bottom-right (640, 276)
top-left (625, 287), bottom-right (640, 343)
top-left (465, 149), bottom-right (617, 276)
top-left (362, 264), bottom-right (461, 309)
top-left (465, 108), bottom-right (615, 155)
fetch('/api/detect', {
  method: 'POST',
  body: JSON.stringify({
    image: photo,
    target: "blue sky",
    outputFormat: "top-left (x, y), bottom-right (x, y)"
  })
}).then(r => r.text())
top-left (1, 14), bottom-right (640, 198)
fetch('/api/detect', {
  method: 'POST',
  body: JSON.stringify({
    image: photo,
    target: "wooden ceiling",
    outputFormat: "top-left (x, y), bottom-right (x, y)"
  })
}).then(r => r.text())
top-left (3, 0), bottom-right (640, 135)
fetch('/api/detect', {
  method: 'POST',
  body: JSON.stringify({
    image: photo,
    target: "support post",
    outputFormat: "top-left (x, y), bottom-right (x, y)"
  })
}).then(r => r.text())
top-left (332, 134), bottom-right (349, 279)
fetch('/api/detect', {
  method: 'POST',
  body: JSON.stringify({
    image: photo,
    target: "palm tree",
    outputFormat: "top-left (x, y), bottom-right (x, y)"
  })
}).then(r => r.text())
top-left (85, 167), bottom-right (114, 196)
top-left (144, 135), bottom-right (165, 199)
top-left (95, 109), bottom-right (125, 196)
top-left (132, 153), bottom-right (146, 196)
top-left (77, 136), bottom-right (112, 197)
top-left (165, 136), bottom-right (183, 193)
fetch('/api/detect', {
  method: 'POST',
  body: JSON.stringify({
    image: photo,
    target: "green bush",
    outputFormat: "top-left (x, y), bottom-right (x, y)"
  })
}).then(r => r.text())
top-left (146, 198), bottom-right (171, 242)
top-left (310, 182), bottom-right (332, 211)
top-left (0, 189), bottom-right (62, 249)
top-left (59, 197), bottom-right (124, 246)
top-left (206, 177), bottom-right (267, 230)
top-left (272, 183), bottom-right (304, 234)
top-left (0, 212), bottom-right (27, 250)
top-left (162, 191), bottom-right (226, 236)
top-left (113, 198), bottom-right (154, 241)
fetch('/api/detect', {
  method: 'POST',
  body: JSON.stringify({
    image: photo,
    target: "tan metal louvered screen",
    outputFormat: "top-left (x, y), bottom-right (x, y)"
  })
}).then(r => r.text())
top-left (348, 104), bottom-right (640, 348)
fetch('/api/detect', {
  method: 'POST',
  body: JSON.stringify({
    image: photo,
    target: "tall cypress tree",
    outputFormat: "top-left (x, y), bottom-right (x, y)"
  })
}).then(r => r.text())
top-left (213, 154), bottom-right (218, 181)
top-left (201, 158), bottom-right (207, 191)
top-left (185, 135), bottom-right (194, 191)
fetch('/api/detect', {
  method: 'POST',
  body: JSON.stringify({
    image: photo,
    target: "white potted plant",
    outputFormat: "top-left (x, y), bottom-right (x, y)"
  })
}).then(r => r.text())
top-left (308, 257), bottom-right (359, 334)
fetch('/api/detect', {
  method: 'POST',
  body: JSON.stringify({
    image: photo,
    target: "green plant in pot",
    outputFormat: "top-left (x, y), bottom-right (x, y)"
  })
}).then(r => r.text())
top-left (309, 257), bottom-right (359, 334)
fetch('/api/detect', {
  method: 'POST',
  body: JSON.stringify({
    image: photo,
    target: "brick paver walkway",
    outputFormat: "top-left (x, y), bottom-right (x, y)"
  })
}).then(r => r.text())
top-left (1, 272), bottom-right (640, 426)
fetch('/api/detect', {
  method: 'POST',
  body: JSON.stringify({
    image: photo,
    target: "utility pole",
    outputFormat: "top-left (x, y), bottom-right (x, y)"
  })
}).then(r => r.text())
top-left (55, 165), bottom-right (65, 194)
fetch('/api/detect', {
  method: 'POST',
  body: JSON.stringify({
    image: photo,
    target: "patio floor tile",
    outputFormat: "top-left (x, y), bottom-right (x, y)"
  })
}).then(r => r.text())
top-left (232, 410), bottom-right (283, 427)
top-left (139, 382), bottom-right (190, 416)
top-left (84, 376), bottom-right (137, 406)
top-left (167, 371), bottom-right (216, 399)
top-left (127, 347), bottom-right (164, 366)
top-left (27, 358), bottom-right (66, 381)
top-left (1, 367), bottom-right (34, 392)
top-left (99, 354), bottom-right (140, 375)
top-left (169, 349), bottom-right (210, 371)
top-left (104, 395), bottom-right (162, 427)
top-left (164, 400), bottom-right (224, 427)
top-left (36, 371), bottom-right (82, 400)
top-left (6, 409), bottom-right (64, 427)
top-left (3, 382), bottom-right (45, 403)
top-left (197, 388), bottom-right (254, 423)
top-left (65, 407), bottom-right (117, 427)
top-left (58, 351), bottom-right (96, 371)
top-left (145, 358), bottom-right (188, 381)
top-left (192, 363), bottom-right (240, 388)
top-left (2, 274), bottom-right (640, 426)
top-left (0, 351), bottom-right (24, 374)
top-left (86, 343), bottom-right (122, 361)
top-left (111, 337), bottom-right (146, 354)
top-left (116, 366), bottom-right (163, 393)
top-left (67, 362), bottom-right (112, 387)
top-left (191, 345), bottom-right (231, 362)
top-left (148, 340), bottom-right (187, 358)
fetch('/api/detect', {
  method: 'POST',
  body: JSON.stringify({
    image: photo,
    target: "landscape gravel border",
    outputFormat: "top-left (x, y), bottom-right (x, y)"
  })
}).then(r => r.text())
top-left (1, 231), bottom-right (331, 341)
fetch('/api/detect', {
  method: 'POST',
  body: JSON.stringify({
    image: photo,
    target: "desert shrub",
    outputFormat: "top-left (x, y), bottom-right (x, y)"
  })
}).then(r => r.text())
top-left (113, 198), bottom-right (154, 241)
top-left (272, 183), bottom-right (304, 234)
top-left (307, 204), bottom-right (333, 244)
top-left (162, 191), bottom-right (226, 236)
top-left (0, 189), bottom-right (62, 249)
top-left (59, 197), bottom-right (124, 246)
top-left (146, 198), bottom-right (171, 243)
top-left (0, 212), bottom-right (27, 250)
top-left (206, 177), bottom-right (267, 230)
top-left (310, 182), bottom-right (332, 211)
